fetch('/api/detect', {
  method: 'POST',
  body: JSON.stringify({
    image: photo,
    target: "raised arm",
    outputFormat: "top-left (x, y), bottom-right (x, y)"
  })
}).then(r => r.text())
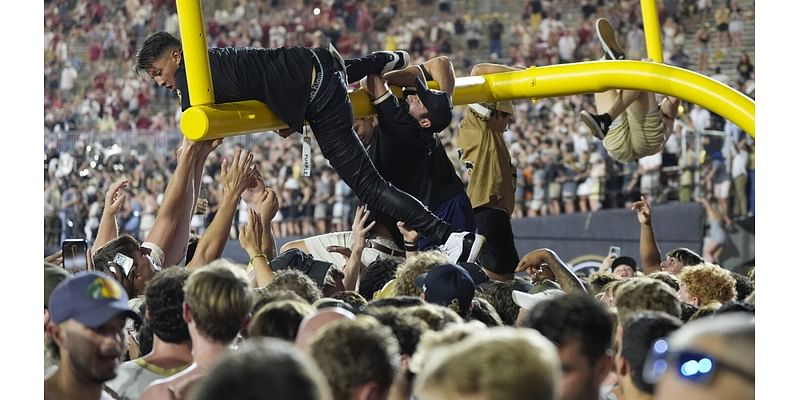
top-left (632, 195), bottom-right (662, 274)
top-left (470, 63), bottom-right (525, 77)
top-left (515, 248), bottom-right (587, 294)
top-left (341, 206), bottom-right (376, 292)
top-left (187, 149), bottom-right (258, 269)
top-left (239, 208), bottom-right (273, 288)
top-left (92, 179), bottom-right (128, 254)
top-left (384, 56), bottom-right (456, 96)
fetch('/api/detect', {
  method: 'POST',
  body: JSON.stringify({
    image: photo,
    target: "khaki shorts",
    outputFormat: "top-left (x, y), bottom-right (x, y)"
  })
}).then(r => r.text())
top-left (604, 108), bottom-right (666, 163)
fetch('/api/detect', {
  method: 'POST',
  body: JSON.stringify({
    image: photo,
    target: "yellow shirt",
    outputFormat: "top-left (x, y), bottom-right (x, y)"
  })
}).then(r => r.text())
top-left (455, 110), bottom-right (515, 215)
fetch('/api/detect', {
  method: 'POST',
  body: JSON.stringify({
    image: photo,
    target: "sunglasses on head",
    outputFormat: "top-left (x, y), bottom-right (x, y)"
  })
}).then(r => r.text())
top-left (643, 338), bottom-right (755, 386)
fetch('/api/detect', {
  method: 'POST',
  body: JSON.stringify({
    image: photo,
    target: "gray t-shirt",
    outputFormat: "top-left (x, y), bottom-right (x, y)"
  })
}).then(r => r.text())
top-left (105, 358), bottom-right (190, 400)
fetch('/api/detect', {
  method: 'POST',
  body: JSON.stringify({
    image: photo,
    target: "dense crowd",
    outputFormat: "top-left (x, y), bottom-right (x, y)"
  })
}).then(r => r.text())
top-left (43, 2), bottom-right (756, 400)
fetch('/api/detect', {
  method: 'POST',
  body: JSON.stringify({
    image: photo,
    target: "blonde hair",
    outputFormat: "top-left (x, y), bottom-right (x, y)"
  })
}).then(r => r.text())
top-left (415, 327), bottom-right (561, 400)
top-left (615, 278), bottom-right (681, 325)
top-left (184, 259), bottom-right (252, 343)
top-left (679, 263), bottom-right (737, 306)
top-left (393, 250), bottom-right (449, 297)
top-left (409, 321), bottom-right (485, 374)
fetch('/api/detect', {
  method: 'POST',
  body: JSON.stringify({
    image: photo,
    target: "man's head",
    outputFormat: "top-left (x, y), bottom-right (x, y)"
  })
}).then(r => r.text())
top-left (475, 280), bottom-right (518, 325)
top-left (487, 101), bottom-right (515, 133)
top-left (266, 268), bottom-right (323, 304)
top-left (248, 299), bottom-right (314, 341)
top-left (309, 317), bottom-right (400, 400)
top-left (646, 313), bottom-right (754, 400)
top-left (92, 234), bottom-right (158, 297)
top-left (183, 260), bottom-right (253, 344)
top-left (678, 263), bottom-right (737, 307)
top-left (661, 248), bottom-right (703, 275)
top-left (46, 271), bottom-right (141, 383)
top-left (353, 116), bottom-right (378, 146)
top-left (406, 77), bottom-right (453, 133)
top-left (415, 263), bottom-right (475, 318)
top-left (144, 267), bottom-right (190, 344)
top-left (295, 308), bottom-right (357, 352)
top-left (512, 289), bottom-right (565, 327)
top-left (611, 256), bottom-right (638, 278)
top-left (358, 258), bottom-right (400, 301)
top-left (615, 278), bottom-right (682, 326)
top-left (136, 31), bottom-right (183, 91)
top-left (192, 338), bottom-right (333, 400)
top-left (616, 311), bottom-right (682, 396)
top-left (45, 262), bottom-right (70, 309)
top-left (523, 293), bottom-right (614, 400)
top-left (414, 327), bottom-right (561, 400)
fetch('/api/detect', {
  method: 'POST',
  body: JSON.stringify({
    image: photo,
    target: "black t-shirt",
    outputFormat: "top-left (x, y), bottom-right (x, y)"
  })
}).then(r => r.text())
top-left (174, 46), bottom-right (314, 133)
top-left (369, 94), bottom-right (464, 209)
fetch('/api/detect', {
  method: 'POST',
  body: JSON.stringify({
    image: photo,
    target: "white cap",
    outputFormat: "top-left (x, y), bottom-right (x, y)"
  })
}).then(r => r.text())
top-left (512, 289), bottom-right (566, 311)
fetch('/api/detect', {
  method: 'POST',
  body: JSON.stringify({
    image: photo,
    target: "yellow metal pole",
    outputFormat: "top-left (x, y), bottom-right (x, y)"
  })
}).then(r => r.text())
top-left (641, 0), bottom-right (664, 63)
top-left (180, 60), bottom-right (755, 140)
top-left (175, 0), bottom-right (214, 106)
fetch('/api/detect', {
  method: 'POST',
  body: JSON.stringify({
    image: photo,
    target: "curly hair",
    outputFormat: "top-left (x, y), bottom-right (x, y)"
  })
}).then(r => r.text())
top-left (365, 307), bottom-right (430, 356)
top-left (252, 288), bottom-right (309, 314)
top-left (330, 290), bottom-right (368, 310)
top-left (144, 267), bottom-right (190, 343)
top-left (402, 304), bottom-right (463, 331)
top-left (587, 271), bottom-right (621, 296)
top-left (309, 317), bottom-right (400, 400)
top-left (394, 251), bottom-right (449, 297)
top-left (267, 269), bottom-right (323, 304)
top-left (470, 297), bottom-right (503, 327)
top-left (728, 271), bottom-right (754, 301)
top-left (475, 281), bottom-right (518, 326)
top-left (359, 258), bottom-right (400, 301)
top-left (679, 263), bottom-right (737, 306)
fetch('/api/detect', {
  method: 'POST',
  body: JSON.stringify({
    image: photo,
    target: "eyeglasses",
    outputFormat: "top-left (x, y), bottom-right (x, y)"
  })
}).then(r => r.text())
top-left (643, 338), bottom-right (755, 386)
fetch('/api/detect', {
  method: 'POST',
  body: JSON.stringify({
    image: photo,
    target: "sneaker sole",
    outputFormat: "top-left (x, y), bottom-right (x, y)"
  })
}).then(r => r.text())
top-left (381, 50), bottom-right (410, 75)
top-left (596, 19), bottom-right (625, 60)
top-left (466, 234), bottom-right (486, 264)
top-left (580, 111), bottom-right (606, 140)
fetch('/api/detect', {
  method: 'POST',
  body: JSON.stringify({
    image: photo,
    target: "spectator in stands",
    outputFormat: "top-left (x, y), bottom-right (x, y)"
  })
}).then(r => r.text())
top-left (678, 263), bottom-right (736, 308)
top-left (487, 14), bottom-right (504, 58)
top-left (191, 338), bottom-right (333, 400)
top-left (309, 318), bottom-right (400, 400)
top-left (696, 195), bottom-right (727, 264)
top-left (414, 327), bottom-right (561, 400)
top-left (580, 19), bottom-right (680, 163)
top-left (106, 268), bottom-right (192, 400)
top-left (645, 313), bottom-right (754, 400)
top-left (140, 260), bottom-right (253, 400)
top-left (523, 293), bottom-right (614, 400)
top-left (45, 272), bottom-right (141, 400)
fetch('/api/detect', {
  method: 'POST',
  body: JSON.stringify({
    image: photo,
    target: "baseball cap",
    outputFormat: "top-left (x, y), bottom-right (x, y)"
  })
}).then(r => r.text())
top-left (611, 256), bottom-right (638, 272)
top-left (414, 263), bottom-right (475, 315)
top-left (512, 289), bottom-right (565, 311)
top-left (48, 271), bottom-right (141, 328)
top-left (457, 262), bottom-right (490, 286)
top-left (45, 262), bottom-right (70, 308)
top-left (414, 76), bottom-right (453, 133)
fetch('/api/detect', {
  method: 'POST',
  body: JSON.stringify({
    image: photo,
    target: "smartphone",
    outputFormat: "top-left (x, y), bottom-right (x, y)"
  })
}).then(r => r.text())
top-left (608, 246), bottom-right (621, 258)
top-left (62, 239), bottom-right (89, 273)
top-left (112, 253), bottom-right (135, 277)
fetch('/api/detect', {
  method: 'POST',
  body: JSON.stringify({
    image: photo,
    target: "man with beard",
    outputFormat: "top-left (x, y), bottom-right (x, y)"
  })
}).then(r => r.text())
top-left (45, 271), bottom-right (141, 400)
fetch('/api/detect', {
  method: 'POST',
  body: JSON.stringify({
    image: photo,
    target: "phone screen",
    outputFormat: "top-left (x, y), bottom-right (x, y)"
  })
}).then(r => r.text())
top-left (62, 239), bottom-right (89, 272)
top-left (608, 246), bottom-right (621, 258)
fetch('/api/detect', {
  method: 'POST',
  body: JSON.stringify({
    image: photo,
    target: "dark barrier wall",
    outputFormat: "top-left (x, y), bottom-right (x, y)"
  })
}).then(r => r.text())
top-left (511, 202), bottom-right (706, 267)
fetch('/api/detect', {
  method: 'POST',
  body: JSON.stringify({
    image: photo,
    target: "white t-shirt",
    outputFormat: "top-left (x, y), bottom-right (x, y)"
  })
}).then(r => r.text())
top-left (106, 358), bottom-right (190, 400)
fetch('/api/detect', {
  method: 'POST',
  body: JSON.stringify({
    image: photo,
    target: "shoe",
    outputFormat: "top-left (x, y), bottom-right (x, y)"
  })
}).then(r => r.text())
top-left (580, 110), bottom-right (611, 140)
top-left (439, 231), bottom-right (486, 264)
top-left (376, 50), bottom-right (410, 75)
top-left (596, 18), bottom-right (625, 60)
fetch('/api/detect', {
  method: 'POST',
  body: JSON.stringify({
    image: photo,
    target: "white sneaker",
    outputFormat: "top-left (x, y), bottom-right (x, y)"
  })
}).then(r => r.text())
top-left (378, 50), bottom-right (411, 75)
top-left (439, 231), bottom-right (486, 264)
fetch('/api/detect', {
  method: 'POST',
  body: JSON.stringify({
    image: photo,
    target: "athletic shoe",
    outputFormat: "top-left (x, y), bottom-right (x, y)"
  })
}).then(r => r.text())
top-left (439, 231), bottom-right (486, 264)
top-left (580, 111), bottom-right (612, 140)
top-left (376, 50), bottom-right (411, 75)
top-left (596, 18), bottom-right (625, 60)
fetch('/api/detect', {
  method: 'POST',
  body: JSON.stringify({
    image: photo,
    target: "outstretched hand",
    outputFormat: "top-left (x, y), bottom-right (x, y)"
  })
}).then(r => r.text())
top-left (220, 149), bottom-right (259, 196)
top-left (351, 205), bottom-right (376, 250)
top-left (515, 248), bottom-right (552, 275)
top-left (239, 209), bottom-right (263, 255)
top-left (103, 179), bottom-right (129, 215)
top-left (632, 195), bottom-right (652, 225)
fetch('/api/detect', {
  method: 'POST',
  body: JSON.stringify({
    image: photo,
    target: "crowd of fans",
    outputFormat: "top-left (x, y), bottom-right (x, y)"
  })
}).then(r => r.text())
top-left (43, 2), bottom-right (756, 399)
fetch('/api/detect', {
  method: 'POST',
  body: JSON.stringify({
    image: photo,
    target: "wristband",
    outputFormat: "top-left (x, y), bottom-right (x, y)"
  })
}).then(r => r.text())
top-left (403, 241), bottom-right (418, 251)
top-left (371, 91), bottom-right (392, 105)
top-left (249, 253), bottom-right (267, 265)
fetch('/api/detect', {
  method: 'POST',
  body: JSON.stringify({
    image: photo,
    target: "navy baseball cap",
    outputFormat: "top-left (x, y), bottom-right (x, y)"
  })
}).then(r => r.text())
top-left (414, 76), bottom-right (453, 133)
top-left (611, 256), bottom-right (638, 272)
top-left (48, 271), bottom-right (141, 328)
top-left (414, 263), bottom-right (475, 315)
